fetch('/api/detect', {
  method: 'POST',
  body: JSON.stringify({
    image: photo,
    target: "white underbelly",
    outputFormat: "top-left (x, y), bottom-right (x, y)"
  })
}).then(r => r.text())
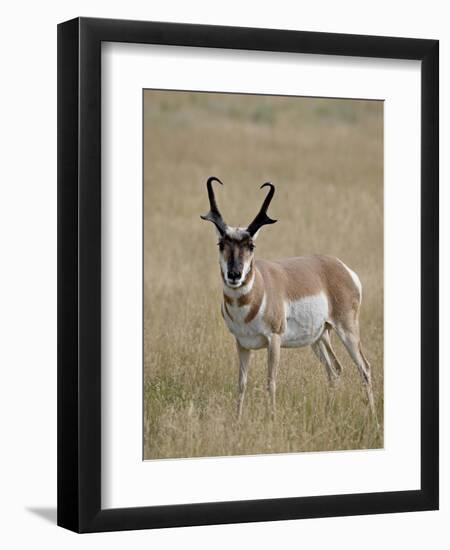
top-left (222, 292), bottom-right (329, 350)
top-left (281, 292), bottom-right (328, 348)
top-left (234, 333), bottom-right (267, 350)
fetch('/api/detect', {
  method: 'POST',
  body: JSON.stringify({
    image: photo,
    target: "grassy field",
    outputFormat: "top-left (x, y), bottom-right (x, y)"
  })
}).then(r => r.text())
top-left (143, 90), bottom-right (383, 459)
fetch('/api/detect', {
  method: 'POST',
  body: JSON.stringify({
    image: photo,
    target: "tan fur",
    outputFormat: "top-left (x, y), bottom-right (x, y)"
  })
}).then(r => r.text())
top-left (237, 292), bottom-right (251, 307)
top-left (243, 268), bottom-right (264, 323)
top-left (254, 255), bottom-right (361, 333)
top-left (242, 263), bottom-right (254, 285)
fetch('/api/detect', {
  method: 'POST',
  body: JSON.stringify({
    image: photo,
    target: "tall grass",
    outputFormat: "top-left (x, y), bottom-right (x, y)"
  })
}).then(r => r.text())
top-left (143, 91), bottom-right (383, 459)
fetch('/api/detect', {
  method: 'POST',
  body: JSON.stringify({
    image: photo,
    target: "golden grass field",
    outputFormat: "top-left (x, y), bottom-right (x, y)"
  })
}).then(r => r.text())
top-left (143, 90), bottom-right (383, 459)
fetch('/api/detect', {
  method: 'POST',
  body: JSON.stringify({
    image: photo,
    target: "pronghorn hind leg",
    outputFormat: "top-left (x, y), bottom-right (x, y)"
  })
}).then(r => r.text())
top-left (321, 327), bottom-right (344, 377)
top-left (311, 338), bottom-right (340, 415)
top-left (334, 321), bottom-right (377, 422)
top-left (236, 339), bottom-right (251, 421)
top-left (359, 343), bottom-right (372, 379)
top-left (267, 334), bottom-right (281, 420)
top-left (311, 339), bottom-right (339, 387)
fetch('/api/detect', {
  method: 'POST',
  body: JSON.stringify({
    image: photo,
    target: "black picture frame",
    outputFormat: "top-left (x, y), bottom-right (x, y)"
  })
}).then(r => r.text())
top-left (57, 17), bottom-right (439, 533)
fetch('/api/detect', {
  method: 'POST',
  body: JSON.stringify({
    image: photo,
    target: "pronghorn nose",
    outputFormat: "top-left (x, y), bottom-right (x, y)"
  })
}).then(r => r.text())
top-left (228, 270), bottom-right (242, 281)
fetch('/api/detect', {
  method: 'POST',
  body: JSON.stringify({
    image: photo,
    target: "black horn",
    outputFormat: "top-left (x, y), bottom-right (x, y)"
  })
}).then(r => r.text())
top-left (200, 176), bottom-right (228, 236)
top-left (246, 182), bottom-right (277, 236)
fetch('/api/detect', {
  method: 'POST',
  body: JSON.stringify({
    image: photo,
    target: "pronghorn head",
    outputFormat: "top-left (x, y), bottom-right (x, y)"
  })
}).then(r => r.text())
top-left (201, 177), bottom-right (277, 288)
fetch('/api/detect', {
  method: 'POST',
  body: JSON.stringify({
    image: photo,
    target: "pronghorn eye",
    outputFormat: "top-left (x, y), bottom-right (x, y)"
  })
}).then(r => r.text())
top-left (248, 243), bottom-right (255, 251)
top-left (218, 241), bottom-right (225, 251)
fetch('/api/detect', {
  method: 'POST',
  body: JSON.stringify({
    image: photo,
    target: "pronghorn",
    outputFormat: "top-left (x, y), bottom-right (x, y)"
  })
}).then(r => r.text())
top-left (201, 176), bottom-right (376, 421)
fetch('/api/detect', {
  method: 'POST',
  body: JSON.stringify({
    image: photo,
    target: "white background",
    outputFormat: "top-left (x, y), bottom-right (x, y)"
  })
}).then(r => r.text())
top-left (102, 44), bottom-right (421, 508)
top-left (0, 1), bottom-right (448, 548)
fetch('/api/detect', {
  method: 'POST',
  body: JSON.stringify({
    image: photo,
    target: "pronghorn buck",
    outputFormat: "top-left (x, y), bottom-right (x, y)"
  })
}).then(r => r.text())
top-left (201, 176), bottom-right (376, 421)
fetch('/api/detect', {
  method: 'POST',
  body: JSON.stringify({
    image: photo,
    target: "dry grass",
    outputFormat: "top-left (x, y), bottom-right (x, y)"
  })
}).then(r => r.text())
top-left (143, 91), bottom-right (383, 459)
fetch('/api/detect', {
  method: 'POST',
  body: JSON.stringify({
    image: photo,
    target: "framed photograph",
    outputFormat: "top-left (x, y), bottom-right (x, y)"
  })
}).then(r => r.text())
top-left (57, 17), bottom-right (439, 533)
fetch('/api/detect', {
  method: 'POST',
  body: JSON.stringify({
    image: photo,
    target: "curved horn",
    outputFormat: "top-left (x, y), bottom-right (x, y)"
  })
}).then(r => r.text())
top-left (200, 176), bottom-right (227, 236)
top-left (246, 182), bottom-right (277, 236)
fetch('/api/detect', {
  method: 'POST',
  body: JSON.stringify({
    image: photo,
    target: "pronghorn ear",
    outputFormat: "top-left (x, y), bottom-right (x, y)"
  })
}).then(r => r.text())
top-left (251, 229), bottom-right (261, 240)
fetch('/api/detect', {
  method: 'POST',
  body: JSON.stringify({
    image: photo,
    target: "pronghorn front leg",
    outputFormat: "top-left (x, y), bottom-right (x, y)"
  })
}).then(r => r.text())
top-left (236, 339), bottom-right (251, 420)
top-left (267, 334), bottom-right (281, 419)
